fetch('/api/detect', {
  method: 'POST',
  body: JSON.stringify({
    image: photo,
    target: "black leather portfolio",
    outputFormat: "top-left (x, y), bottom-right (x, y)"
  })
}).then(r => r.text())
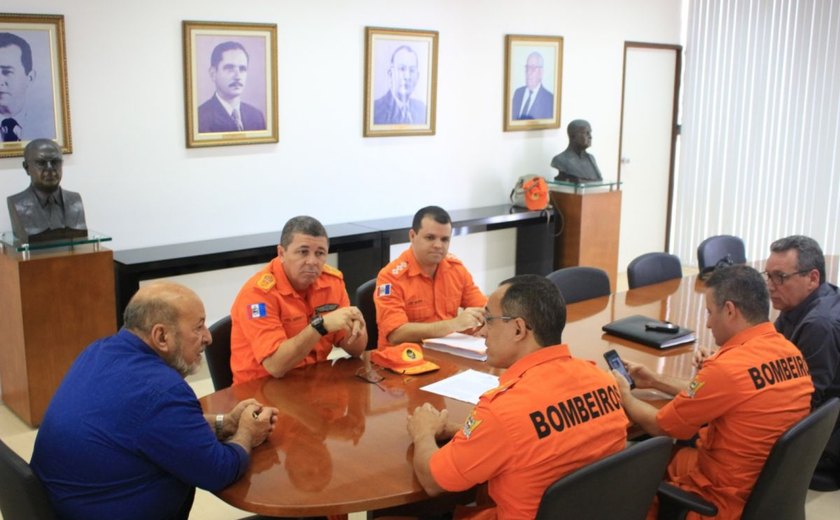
top-left (602, 315), bottom-right (696, 349)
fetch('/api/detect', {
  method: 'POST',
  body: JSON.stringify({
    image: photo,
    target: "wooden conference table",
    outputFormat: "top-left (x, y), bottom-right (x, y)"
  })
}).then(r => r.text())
top-left (200, 259), bottom-right (839, 516)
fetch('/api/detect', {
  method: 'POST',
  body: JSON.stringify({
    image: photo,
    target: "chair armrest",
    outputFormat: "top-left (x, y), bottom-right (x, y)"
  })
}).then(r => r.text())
top-left (657, 482), bottom-right (719, 518)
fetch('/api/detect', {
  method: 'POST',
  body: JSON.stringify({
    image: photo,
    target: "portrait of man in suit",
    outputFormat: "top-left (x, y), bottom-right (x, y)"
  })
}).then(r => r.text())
top-left (0, 31), bottom-right (57, 142)
top-left (7, 138), bottom-right (86, 242)
top-left (373, 45), bottom-right (427, 125)
top-left (511, 51), bottom-right (555, 121)
top-left (197, 41), bottom-right (266, 133)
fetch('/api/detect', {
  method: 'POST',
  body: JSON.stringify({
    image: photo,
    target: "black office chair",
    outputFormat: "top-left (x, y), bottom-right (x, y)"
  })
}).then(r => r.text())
top-left (207, 315), bottom-right (234, 391)
top-left (535, 436), bottom-right (673, 520)
top-left (355, 278), bottom-right (379, 350)
top-left (0, 439), bottom-right (56, 520)
top-left (546, 266), bottom-right (611, 304)
top-left (696, 235), bottom-right (746, 275)
top-left (627, 252), bottom-right (683, 289)
top-left (657, 397), bottom-right (840, 520)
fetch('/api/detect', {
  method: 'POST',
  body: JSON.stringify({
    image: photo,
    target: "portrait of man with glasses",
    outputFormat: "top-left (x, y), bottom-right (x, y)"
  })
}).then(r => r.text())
top-left (764, 235), bottom-right (840, 490)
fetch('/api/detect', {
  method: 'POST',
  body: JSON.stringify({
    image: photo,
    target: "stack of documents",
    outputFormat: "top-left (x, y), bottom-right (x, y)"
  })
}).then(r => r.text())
top-left (422, 333), bottom-right (487, 361)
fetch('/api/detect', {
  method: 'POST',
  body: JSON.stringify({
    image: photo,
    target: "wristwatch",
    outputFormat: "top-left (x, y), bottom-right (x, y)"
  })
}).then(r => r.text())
top-left (310, 315), bottom-right (328, 336)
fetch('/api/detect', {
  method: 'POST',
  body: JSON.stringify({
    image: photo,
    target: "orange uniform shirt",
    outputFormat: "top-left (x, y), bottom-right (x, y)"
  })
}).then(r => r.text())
top-left (375, 248), bottom-right (486, 347)
top-left (655, 322), bottom-right (814, 520)
top-left (430, 345), bottom-right (629, 520)
top-left (230, 258), bottom-right (349, 385)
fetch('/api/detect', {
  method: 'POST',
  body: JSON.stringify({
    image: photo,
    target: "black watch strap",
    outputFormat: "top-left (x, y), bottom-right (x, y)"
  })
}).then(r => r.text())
top-left (310, 315), bottom-right (328, 336)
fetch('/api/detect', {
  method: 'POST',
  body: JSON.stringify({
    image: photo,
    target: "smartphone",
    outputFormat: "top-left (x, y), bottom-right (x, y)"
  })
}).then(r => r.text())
top-left (645, 321), bottom-right (680, 333)
top-left (604, 349), bottom-right (635, 389)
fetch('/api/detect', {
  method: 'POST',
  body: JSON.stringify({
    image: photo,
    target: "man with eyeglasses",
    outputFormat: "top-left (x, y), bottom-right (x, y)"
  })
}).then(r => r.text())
top-left (406, 275), bottom-right (628, 519)
top-left (6, 138), bottom-right (86, 242)
top-left (374, 206), bottom-right (486, 348)
top-left (765, 235), bottom-right (840, 490)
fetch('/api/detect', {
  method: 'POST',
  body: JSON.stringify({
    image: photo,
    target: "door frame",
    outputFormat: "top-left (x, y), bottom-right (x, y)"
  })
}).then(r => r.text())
top-left (617, 41), bottom-right (682, 250)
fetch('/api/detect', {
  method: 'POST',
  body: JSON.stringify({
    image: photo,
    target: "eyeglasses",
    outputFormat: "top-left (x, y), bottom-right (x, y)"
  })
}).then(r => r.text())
top-left (483, 314), bottom-right (517, 324)
top-left (355, 367), bottom-right (385, 391)
top-left (483, 314), bottom-right (532, 330)
top-left (762, 270), bottom-right (810, 286)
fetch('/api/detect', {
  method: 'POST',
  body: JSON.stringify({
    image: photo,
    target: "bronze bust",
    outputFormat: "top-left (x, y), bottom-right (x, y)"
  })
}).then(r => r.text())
top-left (7, 139), bottom-right (87, 242)
top-left (551, 119), bottom-right (603, 183)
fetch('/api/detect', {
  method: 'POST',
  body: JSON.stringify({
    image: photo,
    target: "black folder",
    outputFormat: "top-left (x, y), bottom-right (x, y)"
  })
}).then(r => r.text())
top-left (602, 315), bottom-right (695, 349)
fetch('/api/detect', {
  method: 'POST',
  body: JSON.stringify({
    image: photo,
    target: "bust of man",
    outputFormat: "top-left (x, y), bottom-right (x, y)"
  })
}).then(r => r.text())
top-left (550, 119), bottom-right (603, 183)
top-left (7, 139), bottom-right (87, 242)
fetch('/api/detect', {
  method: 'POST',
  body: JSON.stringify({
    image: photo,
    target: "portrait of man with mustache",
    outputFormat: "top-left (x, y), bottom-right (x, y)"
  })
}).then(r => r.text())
top-left (197, 40), bottom-right (266, 133)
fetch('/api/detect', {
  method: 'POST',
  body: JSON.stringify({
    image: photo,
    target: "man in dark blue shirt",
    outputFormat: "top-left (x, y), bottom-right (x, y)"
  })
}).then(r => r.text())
top-left (765, 235), bottom-right (840, 490)
top-left (31, 282), bottom-right (278, 520)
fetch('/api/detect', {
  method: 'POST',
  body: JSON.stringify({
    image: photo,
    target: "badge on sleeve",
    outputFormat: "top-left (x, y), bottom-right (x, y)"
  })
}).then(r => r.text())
top-left (378, 283), bottom-right (392, 297)
top-left (687, 378), bottom-right (705, 398)
top-left (249, 303), bottom-right (267, 319)
top-left (462, 412), bottom-right (482, 439)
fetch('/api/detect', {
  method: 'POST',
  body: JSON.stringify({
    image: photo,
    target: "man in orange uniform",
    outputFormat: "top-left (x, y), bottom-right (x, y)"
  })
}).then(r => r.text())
top-left (407, 275), bottom-right (629, 519)
top-left (375, 206), bottom-right (486, 348)
top-left (617, 265), bottom-right (814, 520)
top-left (230, 215), bottom-right (367, 384)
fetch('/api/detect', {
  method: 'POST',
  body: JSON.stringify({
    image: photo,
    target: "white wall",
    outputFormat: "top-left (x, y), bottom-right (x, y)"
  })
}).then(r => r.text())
top-left (0, 0), bottom-right (681, 251)
top-left (0, 0), bottom-right (682, 403)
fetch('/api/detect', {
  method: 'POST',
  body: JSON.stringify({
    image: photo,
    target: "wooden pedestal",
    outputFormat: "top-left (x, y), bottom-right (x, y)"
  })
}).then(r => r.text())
top-left (0, 246), bottom-right (117, 426)
top-left (550, 190), bottom-right (622, 290)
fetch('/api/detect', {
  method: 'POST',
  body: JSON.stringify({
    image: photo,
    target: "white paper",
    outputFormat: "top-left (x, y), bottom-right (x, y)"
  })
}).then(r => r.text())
top-left (423, 333), bottom-right (487, 361)
top-left (327, 346), bottom-right (351, 365)
top-left (420, 369), bottom-right (500, 404)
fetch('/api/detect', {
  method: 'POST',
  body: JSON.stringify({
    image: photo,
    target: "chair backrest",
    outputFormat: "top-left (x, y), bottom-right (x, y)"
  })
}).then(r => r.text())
top-left (740, 398), bottom-right (840, 520)
top-left (207, 315), bottom-right (234, 391)
top-left (696, 235), bottom-right (746, 273)
top-left (535, 436), bottom-right (673, 520)
top-left (355, 278), bottom-right (378, 350)
top-left (546, 266), bottom-right (611, 304)
top-left (627, 252), bottom-right (683, 289)
top-left (0, 439), bottom-right (56, 520)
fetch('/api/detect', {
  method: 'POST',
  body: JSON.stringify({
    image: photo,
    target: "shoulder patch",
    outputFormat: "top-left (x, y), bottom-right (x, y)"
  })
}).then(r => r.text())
top-left (480, 379), bottom-right (517, 402)
top-left (391, 261), bottom-right (409, 277)
top-left (686, 377), bottom-right (705, 398)
top-left (462, 412), bottom-right (483, 439)
top-left (255, 273), bottom-right (276, 292)
top-left (322, 264), bottom-right (344, 279)
top-left (378, 283), bottom-right (392, 297)
top-left (445, 253), bottom-right (463, 265)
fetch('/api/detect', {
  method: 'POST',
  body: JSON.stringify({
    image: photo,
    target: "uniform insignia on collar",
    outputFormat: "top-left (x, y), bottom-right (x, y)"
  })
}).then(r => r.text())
top-left (392, 262), bottom-right (408, 275)
top-left (687, 378), bottom-right (705, 398)
top-left (462, 413), bottom-right (483, 439)
top-left (322, 264), bottom-right (344, 279)
top-left (256, 274), bottom-right (275, 291)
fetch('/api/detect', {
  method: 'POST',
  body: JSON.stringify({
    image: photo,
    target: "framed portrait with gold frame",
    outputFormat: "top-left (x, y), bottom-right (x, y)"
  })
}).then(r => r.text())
top-left (503, 34), bottom-right (563, 132)
top-left (0, 13), bottom-right (71, 158)
top-left (183, 20), bottom-right (278, 148)
top-left (364, 27), bottom-right (437, 138)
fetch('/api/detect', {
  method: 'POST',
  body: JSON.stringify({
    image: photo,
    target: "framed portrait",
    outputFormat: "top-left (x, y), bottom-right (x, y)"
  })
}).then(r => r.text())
top-left (183, 21), bottom-right (278, 148)
top-left (364, 27), bottom-right (438, 138)
top-left (0, 13), bottom-right (71, 158)
top-left (504, 34), bottom-right (563, 132)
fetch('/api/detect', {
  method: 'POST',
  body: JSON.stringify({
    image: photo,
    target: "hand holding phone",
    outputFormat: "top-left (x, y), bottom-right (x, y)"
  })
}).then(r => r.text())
top-left (604, 349), bottom-right (635, 389)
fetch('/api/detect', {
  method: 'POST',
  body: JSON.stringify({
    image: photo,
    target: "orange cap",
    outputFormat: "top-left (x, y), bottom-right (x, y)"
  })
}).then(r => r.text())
top-left (371, 344), bottom-right (440, 375)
